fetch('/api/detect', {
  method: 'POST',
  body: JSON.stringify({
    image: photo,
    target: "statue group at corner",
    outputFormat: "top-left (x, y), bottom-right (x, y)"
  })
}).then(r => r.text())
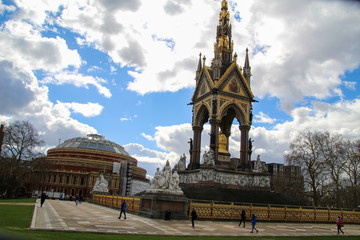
top-left (147, 160), bottom-right (183, 195)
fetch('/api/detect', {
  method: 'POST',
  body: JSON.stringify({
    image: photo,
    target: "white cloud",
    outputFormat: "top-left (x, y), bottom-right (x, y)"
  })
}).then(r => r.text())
top-left (0, 21), bottom-right (81, 72)
top-left (343, 81), bottom-right (356, 90)
top-left (42, 72), bottom-right (112, 98)
top-left (56, 101), bottom-right (104, 117)
top-left (0, 1), bottom-right (16, 14)
top-left (120, 117), bottom-right (130, 121)
top-left (141, 133), bottom-right (154, 141)
top-left (254, 112), bottom-right (277, 124)
top-left (0, 64), bottom-right (97, 148)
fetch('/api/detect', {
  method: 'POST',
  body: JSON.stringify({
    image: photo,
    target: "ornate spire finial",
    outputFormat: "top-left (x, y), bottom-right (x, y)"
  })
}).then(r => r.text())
top-left (243, 48), bottom-right (251, 84)
top-left (196, 52), bottom-right (202, 80)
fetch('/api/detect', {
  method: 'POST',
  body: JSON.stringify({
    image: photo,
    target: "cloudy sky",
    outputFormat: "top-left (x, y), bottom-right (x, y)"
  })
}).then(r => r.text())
top-left (1, 0), bottom-right (359, 178)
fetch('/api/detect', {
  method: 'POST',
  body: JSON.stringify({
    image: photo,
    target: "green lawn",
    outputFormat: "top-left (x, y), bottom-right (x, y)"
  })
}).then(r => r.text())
top-left (0, 198), bottom-right (36, 203)
top-left (0, 202), bottom-right (359, 240)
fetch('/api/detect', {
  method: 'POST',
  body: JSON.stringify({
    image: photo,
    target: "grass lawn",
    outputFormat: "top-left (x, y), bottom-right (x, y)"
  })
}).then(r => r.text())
top-left (0, 198), bottom-right (36, 203)
top-left (0, 202), bottom-right (359, 240)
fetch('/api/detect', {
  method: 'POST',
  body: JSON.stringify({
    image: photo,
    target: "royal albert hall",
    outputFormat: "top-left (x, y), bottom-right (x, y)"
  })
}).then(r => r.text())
top-left (34, 134), bottom-right (149, 199)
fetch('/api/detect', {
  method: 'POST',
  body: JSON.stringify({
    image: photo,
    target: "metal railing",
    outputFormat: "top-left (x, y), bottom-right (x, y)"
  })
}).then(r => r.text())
top-left (92, 194), bottom-right (360, 223)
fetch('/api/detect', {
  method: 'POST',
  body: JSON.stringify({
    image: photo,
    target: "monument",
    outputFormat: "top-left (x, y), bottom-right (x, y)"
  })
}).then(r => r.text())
top-left (91, 174), bottom-right (109, 194)
top-left (178, 0), bottom-right (271, 201)
top-left (139, 160), bottom-right (188, 219)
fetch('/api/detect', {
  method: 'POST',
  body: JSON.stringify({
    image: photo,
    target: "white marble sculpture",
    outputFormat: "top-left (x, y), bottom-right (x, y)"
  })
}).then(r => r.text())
top-left (179, 168), bottom-right (271, 188)
top-left (147, 160), bottom-right (183, 195)
top-left (253, 155), bottom-right (268, 173)
top-left (173, 154), bottom-right (186, 171)
top-left (91, 174), bottom-right (109, 193)
top-left (202, 149), bottom-right (215, 166)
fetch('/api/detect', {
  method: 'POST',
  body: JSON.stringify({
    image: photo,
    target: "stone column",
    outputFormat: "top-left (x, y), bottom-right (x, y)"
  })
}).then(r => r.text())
top-left (190, 126), bottom-right (203, 169)
top-left (238, 125), bottom-right (251, 170)
top-left (209, 119), bottom-right (220, 163)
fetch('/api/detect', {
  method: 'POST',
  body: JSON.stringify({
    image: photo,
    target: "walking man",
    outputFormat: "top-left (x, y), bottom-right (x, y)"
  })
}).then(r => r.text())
top-left (118, 200), bottom-right (127, 220)
top-left (191, 207), bottom-right (197, 228)
top-left (239, 209), bottom-right (246, 227)
top-left (40, 192), bottom-right (46, 207)
top-left (251, 214), bottom-right (258, 233)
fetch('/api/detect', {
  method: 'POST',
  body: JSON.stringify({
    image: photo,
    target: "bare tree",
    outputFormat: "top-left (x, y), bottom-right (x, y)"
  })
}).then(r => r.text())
top-left (342, 139), bottom-right (360, 208)
top-left (1, 120), bottom-right (44, 160)
top-left (0, 121), bottom-right (44, 197)
top-left (319, 132), bottom-right (345, 208)
top-left (285, 129), bottom-right (327, 206)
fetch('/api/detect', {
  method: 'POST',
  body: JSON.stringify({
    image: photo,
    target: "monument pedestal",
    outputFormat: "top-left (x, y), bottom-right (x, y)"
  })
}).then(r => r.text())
top-left (140, 191), bottom-right (189, 220)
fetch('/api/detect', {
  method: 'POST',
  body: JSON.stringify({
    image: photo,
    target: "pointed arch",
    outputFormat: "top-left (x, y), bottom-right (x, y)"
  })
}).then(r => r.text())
top-left (194, 104), bottom-right (210, 126)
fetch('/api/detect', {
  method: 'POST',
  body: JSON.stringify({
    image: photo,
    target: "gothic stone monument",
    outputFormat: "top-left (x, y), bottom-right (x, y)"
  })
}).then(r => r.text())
top-left (140, 160), bottom-right (188, 220)
top-left (178, 0), bottom-right (271, 200)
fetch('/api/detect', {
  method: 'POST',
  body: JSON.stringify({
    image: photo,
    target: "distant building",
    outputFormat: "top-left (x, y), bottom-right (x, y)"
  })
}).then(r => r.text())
top-left (32, 134), bottom-right (149, 199)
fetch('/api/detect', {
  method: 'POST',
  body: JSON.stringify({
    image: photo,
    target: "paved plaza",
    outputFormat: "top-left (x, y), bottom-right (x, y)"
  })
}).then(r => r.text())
top-left (30, 199), bottom-right (360, 237)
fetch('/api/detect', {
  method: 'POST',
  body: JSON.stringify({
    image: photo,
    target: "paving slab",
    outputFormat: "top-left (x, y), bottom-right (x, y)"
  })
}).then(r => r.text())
top-left (30, 199), bottom-right (360, 237)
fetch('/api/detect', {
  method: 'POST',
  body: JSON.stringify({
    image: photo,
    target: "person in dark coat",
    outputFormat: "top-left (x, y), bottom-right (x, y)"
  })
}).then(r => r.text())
top-left (239, 209), bottom-right (246, 227)
top-left (191, 207), bottom-right (197, 228)
top-left (40, 192), bottom-right (46, 207)
top-left (118, 200), bottom-right (127, 220)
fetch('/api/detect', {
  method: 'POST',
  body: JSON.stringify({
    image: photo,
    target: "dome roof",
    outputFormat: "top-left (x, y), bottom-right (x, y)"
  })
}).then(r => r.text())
top-left (56, 134), bottom-right (130, 156)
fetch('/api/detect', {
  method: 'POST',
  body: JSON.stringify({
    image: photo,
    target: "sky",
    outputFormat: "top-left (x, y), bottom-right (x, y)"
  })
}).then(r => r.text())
top-left (0, 0), bottom-right (360, 179)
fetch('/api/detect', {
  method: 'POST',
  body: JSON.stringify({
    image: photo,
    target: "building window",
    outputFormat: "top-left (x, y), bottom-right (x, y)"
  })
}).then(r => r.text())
top-left (66, 176), bottom-right (70, 184)
top-left (73, 176), bottom-right (77, 185)
top-left (57, 187), bottom-right (61, 192)
top-left (71, 189), bottom-right (75, 196)
top-left (48, 175), bottom-right (51, 183)
top-left (59, 175), bottom-right (63, 183)
top-left (82, 168), bottom-right (86, 173)
top-left (64, 188), bottom-right (67, 195)
top-left (80, 177), bottom-right (84, 185)
top-left (53, 175), bottom-right (56, 183)
top-left (61, 166), bottom-right (64, 171)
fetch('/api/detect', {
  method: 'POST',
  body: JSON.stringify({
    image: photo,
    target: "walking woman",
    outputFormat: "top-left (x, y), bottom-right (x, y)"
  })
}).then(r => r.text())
top-left (337, 216), bottom-right (344, 235)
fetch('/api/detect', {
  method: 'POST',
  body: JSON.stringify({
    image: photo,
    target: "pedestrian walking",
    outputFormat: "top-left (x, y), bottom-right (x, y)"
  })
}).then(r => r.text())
top-left (118, 200), bottom-right (127, 220)
top-left (239, 209), bottom-right (246, 227)
top-left (191, 207), bottom-right (197, 228)
top-left (337, 216), bottom-right (344, 235)
top-left (250, 214), bottom-right (258, 233)
top-left (75, 195), bottom-right (79, 206)
top-left (40, 192), bottom-right (46, 207)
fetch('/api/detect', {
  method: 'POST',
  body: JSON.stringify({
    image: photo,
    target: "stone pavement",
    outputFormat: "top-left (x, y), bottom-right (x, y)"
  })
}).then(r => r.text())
top-left (30, 199), bottom-right (360, 237)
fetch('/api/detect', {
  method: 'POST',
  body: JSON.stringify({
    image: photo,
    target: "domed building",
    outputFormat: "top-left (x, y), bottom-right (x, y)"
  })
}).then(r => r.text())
top-left (33, 134), bottom-right (149, 199)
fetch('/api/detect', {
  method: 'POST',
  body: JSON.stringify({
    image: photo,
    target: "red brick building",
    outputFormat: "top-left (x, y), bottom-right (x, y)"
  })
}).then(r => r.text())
top-left (33, 134), bottom-right (149, 199)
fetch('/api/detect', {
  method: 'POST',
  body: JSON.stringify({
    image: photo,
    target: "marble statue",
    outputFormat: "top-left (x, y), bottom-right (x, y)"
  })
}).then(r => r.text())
top-left (174, 154), bottom-right (186, 171)
top-left (91, 174), bottom-right (109, 193)
top-left (253, 155), bottom-right (268, 173)
top-left (147, 160), bottom-right (183, 195)
top-left (202, 149), bottom-right (215, 166)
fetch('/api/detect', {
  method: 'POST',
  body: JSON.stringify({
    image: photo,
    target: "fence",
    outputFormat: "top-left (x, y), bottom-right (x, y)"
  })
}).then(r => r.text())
top-left (92, 194), bottom-right (141, 213)
top-left (92, 194), bottom-right (360, 223)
